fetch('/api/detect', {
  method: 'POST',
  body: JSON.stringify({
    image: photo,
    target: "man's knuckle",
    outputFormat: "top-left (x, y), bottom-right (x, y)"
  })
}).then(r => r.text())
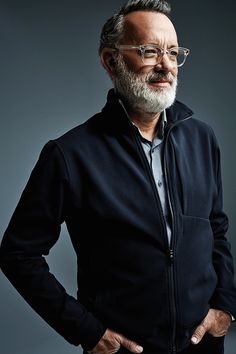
top-left (202, 322), bottom-right (208, 331)
top-left (125, 340), bottom-right (136, 351)
top-left (125, 340), bottom-right (133, 349)
top-left (195, 327), bottom-right (205, 337)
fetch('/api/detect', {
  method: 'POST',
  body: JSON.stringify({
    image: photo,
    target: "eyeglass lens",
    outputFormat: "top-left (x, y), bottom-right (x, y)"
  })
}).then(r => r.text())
top-left (142, 47), bottom-right (186, 67)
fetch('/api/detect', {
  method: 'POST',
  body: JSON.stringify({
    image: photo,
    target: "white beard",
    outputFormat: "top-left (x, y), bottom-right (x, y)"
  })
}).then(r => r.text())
top-left (113, 55), bottom-right (178, 114)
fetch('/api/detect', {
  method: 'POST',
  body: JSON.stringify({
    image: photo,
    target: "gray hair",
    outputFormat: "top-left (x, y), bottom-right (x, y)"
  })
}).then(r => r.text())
top-left (99, 0), bottom-right (171, 55)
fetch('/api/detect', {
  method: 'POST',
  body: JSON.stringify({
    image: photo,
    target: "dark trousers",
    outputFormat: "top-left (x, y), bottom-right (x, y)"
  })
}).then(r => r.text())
top-left (179, 333), bottom-right (224, 354)
top-left (84, 333), bottom-right (224, 354)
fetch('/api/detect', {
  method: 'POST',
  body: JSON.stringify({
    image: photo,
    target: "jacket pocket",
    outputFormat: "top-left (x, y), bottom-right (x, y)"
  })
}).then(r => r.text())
top-left (176, 214), bottom-right (218, 326)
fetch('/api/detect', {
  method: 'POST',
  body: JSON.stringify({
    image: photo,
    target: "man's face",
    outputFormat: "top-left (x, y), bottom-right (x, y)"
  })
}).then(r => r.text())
top-left (112, 11), bottom-right (179, 114)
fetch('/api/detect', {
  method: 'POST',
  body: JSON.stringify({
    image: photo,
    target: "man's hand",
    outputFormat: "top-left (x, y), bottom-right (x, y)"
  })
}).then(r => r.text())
top-left (191, 309), bottom-right (231, 345)
top-left (88, 328), bottom-right (143, 354)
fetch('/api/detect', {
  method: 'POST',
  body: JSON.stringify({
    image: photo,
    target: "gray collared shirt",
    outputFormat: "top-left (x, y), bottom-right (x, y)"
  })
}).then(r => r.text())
top-left (134, 110), bottom-right (172, 245)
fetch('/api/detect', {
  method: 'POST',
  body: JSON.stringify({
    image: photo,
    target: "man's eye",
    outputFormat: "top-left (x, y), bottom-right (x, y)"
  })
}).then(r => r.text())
top-left (169, 49), bottom-right (178, 57)
top-left (144, 48), bottom-right (158, 57)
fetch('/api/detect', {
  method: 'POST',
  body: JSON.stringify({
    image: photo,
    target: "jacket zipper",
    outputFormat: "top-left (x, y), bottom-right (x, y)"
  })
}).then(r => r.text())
top-left (118, 99), bottom-right (192, 353)
top-left (132, 116), bottom-right (191, 354)
top-left (163, 117), bottom-right (191, 354)
top-left (129, 121), bottom-right (176, 351)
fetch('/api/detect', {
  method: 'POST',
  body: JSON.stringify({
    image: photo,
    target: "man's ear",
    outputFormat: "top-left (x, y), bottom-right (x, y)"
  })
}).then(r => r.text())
top-left (100, 48), bottom-right (116, 77)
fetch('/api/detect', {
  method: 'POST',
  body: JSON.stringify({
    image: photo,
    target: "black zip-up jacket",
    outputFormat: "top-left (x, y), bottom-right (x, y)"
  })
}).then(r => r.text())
top-left (1, 90), bottom-right (236, 354)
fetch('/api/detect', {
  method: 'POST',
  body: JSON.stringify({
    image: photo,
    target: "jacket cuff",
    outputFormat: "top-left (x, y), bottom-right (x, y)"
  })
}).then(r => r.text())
top-left (225, 312), bottom-right (235, 322)
top-left (209, 288), bottom-right (236, 321)
top-left (79, 312), bottom-right (107, 351)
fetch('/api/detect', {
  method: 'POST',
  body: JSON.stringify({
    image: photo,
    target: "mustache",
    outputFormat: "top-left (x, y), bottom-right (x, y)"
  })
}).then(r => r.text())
top-left (146, 71), bottom-right (175, 84)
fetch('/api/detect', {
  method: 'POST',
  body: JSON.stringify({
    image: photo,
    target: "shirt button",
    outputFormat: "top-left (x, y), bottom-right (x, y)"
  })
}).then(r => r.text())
top-left (158, 180), bottom-right (162, 188)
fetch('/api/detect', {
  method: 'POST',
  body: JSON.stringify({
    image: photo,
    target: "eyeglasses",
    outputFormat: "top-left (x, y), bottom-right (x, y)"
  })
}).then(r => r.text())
top-left (114, 44), bottom-right (190, 67)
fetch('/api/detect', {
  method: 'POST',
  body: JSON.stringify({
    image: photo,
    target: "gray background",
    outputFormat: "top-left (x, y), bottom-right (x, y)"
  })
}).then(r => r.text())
top-left (0, 1), bottom-right (235, 353)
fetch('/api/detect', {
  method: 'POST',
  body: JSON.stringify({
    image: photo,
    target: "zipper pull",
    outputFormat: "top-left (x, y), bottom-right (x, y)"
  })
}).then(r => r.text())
top-left (169, 249), bottom-right (174, 264)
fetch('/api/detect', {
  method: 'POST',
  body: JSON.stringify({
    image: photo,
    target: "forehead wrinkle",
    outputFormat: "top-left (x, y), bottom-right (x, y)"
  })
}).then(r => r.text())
top-left (148, 33), bottom-right (178, 48)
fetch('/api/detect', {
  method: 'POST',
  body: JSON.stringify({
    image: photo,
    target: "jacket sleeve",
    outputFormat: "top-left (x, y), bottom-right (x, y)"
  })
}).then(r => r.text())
top-left (0, 141), bottom-right (106, 350)
top-left (209, 136), bottom-right (236, 319)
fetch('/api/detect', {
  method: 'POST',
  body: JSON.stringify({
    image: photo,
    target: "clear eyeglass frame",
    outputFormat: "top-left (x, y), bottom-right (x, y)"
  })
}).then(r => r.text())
top-left (113, 44), bottom-right (190, 67)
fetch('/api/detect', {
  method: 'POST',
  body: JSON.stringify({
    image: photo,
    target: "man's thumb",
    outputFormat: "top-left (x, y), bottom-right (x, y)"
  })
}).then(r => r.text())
top-left (191, 324), bottom-right (207, 345)
top-left (120, 335), bottom-right (143, 353)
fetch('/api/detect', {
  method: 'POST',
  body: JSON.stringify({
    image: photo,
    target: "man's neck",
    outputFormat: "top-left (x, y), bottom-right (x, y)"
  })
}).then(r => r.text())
top-left (128, 109), bottom-right (162, 141)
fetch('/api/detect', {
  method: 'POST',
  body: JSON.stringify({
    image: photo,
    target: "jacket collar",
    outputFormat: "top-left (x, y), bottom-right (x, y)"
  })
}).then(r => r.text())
top-left (103, 89), bottom-right (193, 127)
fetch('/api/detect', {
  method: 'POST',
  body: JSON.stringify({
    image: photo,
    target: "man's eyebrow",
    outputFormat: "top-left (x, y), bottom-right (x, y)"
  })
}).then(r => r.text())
top-left (145, 42), bottom-right (179, 48)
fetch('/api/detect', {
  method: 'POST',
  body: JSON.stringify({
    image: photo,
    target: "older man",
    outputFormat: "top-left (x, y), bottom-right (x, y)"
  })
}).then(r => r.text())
top-left (1, 1), bottom-right (236, 354)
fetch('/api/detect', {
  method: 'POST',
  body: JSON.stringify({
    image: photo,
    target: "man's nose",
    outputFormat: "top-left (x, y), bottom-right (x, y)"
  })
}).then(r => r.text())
top-left (154, 54), bottom-right (175, 72)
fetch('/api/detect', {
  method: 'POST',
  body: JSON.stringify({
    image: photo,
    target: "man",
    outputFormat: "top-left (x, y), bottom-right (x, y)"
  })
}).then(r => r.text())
top-left (0, 1), bottom-right (236, 353)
